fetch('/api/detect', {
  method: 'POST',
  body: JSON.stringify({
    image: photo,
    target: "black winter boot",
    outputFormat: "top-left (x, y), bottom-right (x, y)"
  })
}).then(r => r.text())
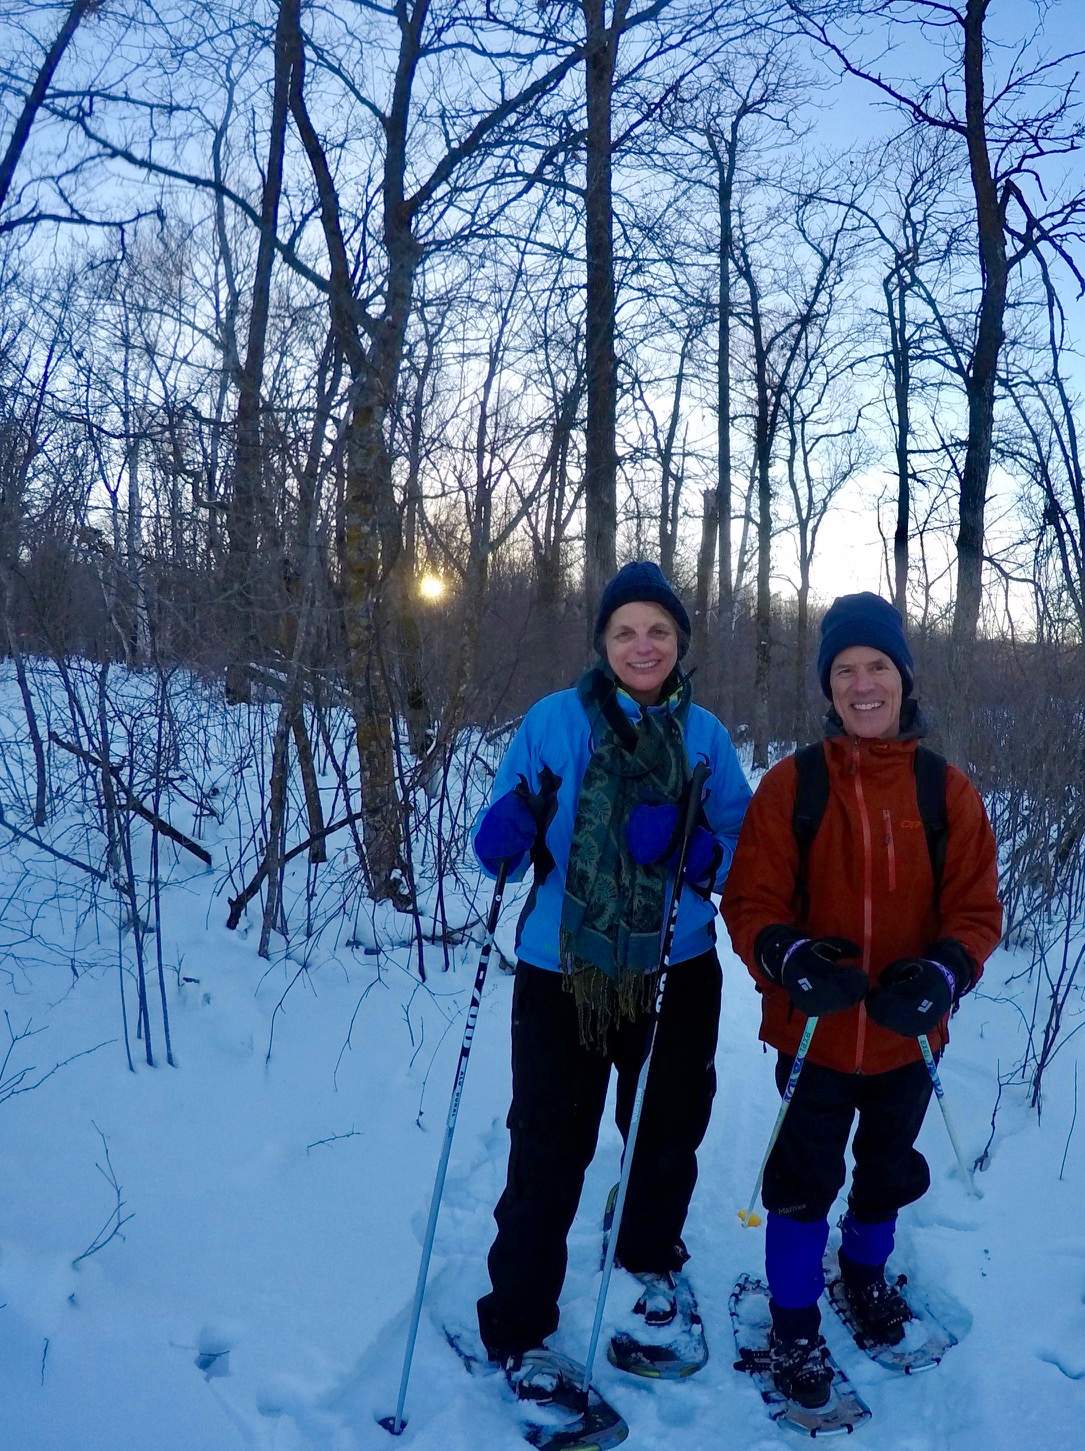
top-left (839, 1253), bottom-right (912, 1347)
top-left (768, 1331), bottom-right (833, 1409)
top-left (768, 1300), bottom-right (832, 1409)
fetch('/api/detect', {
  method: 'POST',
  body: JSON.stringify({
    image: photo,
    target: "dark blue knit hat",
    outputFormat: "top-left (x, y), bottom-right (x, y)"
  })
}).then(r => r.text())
top-left (593, 561), bottom-right (691, 658)
top-left (817, 592), bottom-right (914, 699)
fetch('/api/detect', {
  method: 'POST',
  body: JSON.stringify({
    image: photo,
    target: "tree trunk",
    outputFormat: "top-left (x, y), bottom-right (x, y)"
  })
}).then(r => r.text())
top-left (0, 0), bottom-right (98, 216)
top-left (342, 399), bottom-right (411, 904)
top-left (582, 0), bottom-right (625, 611)
top-left (886, 270), bottom-right (911, 620)
top-left (952, 0), bottom-right (1008, 648)
top-left (657, 329), bottom-right (691, 578)
top-left (694, 487), bottom-right (719, 669)
top-left (737, 245), bottom-right (772, 768)
top-left (710, 124), bottom-right (737, 714)
top-left (224, 0), bottom-right (296, 703)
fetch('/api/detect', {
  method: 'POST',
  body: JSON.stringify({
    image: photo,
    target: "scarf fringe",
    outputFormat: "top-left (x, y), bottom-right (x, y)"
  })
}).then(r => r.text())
top-left (559, 954), bottom-right (659, 1052)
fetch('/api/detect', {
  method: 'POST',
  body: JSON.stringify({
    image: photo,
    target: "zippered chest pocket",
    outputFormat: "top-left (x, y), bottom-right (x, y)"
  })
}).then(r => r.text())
top-left (882, 808), bottom-right (897, 892)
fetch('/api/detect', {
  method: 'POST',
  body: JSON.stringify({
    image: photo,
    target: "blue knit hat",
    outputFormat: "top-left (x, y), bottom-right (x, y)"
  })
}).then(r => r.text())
top-left (593, 561), bottom-right (691, 658)
top-left (817, 592), bottom-right (914, 699)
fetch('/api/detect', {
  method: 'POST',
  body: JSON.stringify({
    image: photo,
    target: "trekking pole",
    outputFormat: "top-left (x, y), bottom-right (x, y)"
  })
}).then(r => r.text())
top-left (380, 861), bottom-right (511, 1436)
top-left (918, 1033), bottom-right (982, 1199)
top-left (580, 760), bottom-right (711, 1396)
top-left (737, 1014), bottom-right (818, 1228)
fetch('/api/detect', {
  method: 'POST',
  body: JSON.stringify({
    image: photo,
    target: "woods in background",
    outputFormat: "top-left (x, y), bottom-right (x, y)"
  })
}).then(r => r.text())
top-left (1, 0), bottom-right (1082, 902)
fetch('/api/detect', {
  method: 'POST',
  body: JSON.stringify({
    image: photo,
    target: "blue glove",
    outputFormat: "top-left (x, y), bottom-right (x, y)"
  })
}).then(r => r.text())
top-left (682, 826), bottom-right (722, 885)
top-left (474, 788), bottom-right (538, 874)
top-left (625, 801), bottom-right (680, 865)
top-left (625, 803), bottom-right (721, 886)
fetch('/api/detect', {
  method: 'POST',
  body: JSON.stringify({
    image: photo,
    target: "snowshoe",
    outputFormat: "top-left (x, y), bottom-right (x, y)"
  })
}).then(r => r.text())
top-left (824, 1249), bottom-right (958, 1374)
top-left (445, 1326), bottom-right (629, 1451)
top-left (607, 1269), bottom-right (709, 1380)
top-left (600, 1183), bottom-right (709, 1380)
top-left (730, 1273), bottom-right (871, 1437)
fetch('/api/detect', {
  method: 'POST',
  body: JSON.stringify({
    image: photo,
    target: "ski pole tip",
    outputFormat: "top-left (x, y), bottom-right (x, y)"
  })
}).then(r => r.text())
top-left (377, 1414), bottom-right (407, 1436)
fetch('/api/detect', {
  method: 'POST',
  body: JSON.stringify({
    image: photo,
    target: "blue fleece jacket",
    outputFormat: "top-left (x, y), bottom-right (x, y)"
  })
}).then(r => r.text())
top-left (473, 683), bottom-right (751, 971)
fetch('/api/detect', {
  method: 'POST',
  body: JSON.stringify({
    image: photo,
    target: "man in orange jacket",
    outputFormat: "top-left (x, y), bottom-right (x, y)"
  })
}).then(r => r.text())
top-left (722, 592), bottom-right (1001, 1410)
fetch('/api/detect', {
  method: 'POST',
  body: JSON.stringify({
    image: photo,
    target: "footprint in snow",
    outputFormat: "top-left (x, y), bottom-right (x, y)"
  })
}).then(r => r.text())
top-left (194, 1322), bottom-right (238, 1379)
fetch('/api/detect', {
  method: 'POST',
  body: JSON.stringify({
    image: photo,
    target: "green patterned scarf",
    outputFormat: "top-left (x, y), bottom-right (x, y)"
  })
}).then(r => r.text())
top-left (559, 665), bottom-right (691, 1049)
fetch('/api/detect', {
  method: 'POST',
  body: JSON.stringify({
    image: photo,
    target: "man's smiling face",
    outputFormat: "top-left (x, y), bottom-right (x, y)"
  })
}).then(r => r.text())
top-left (829, 645), bottom-right (903, 740)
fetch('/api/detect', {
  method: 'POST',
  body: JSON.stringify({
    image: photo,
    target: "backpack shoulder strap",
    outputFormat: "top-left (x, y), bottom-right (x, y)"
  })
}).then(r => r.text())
top-left (792, 742), bottom-right (830, 923)
top-left (913, 746), bottom-right (949, 905)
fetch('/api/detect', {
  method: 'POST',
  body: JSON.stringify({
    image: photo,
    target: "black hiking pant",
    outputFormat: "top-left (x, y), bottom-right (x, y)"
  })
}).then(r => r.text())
top-left (763, 1055), bottom-right (935, 1224)
top-left (477, 950), bottom-right (722, 1360)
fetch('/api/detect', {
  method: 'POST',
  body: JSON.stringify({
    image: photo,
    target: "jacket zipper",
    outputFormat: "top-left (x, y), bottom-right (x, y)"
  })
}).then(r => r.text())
top-left (883, 808), bottom-right (897, 892)
top-left (852, 741), bottom-right (873, 1072)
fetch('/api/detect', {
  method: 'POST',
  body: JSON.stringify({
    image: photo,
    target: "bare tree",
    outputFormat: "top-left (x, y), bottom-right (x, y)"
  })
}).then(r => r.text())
top-left (0, 0), bottom-right (103, 220)
top-left (732, 190), bottom-right (854, 764)
top-left (791, 0), bottom-right (1085, 645)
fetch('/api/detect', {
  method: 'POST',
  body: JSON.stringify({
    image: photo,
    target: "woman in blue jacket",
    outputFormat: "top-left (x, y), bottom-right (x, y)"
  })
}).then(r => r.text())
top-left (472, 562), bottom-right (750, 1400)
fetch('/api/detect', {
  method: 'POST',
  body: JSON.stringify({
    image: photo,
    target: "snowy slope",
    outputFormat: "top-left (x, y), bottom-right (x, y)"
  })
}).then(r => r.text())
top-left (1, 664), bottom-right (1083, 1451)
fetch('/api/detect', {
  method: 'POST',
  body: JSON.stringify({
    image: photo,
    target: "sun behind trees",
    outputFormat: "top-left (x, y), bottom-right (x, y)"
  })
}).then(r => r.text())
top-left (0, 0), bottom-right (1081, 909)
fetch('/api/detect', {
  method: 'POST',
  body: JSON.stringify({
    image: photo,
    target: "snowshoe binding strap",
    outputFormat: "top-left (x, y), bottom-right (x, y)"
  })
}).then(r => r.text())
top-left (768, 1332), bottom-right (833, 1410)
top-left (631, 1271), bottom-right (678, 1327)
top-left (505, 1349), bottom-right (589, 1411)
top-left (843, 1272), bottom-right (913, 1348)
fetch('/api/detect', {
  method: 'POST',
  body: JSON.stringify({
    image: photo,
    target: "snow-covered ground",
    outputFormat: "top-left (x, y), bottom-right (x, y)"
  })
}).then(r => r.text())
top-left (2, 663), bottom-right (1083, 1450)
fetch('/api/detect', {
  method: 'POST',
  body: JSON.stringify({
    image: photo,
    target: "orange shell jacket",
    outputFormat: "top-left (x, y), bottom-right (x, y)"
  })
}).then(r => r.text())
top-left (720, 733), bottom-right (1002, 1075)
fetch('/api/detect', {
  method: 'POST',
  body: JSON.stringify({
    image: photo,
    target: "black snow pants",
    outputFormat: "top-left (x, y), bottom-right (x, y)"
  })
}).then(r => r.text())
top-left (763, 1054), bottom-right (935, 1224)
top-left (476, 950), bottom-right (722, 1360)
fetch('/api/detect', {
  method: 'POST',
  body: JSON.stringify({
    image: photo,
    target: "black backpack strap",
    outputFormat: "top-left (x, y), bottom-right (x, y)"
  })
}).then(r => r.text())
top-left (913, 746), bottom-right (948, 907)
top-left (792, 743), bottom-right (830, 923)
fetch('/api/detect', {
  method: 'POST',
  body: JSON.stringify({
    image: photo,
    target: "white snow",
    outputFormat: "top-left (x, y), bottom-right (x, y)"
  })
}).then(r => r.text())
top-left (1, 662), bottom-right (1082, 1451)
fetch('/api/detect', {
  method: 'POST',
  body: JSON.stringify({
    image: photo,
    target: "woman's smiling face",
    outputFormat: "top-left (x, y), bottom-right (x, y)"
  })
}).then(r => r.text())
top-left (604, 601), bottom-right (679, 706)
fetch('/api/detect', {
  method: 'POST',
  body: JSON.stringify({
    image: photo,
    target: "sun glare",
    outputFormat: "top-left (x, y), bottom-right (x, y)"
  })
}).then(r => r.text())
top-left (418, 573), bottom-right (445, 601)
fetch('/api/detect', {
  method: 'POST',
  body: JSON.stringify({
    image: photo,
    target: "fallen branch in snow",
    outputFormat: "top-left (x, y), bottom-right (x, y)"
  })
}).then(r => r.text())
top-left (226, 808), bottom-right (366, 929)
top-left (1060, 1062), bottom-right (1078, 1182)
top-left (71, 1122), bottom-right (134, 1269)
top-left (264, 960), bottom-right (312, 1065)
top-left (0, 1013), bottom-right (115, 1107)
top-left (0, 802), bottom-right (110, 883)
top-left (48, 733), bottom-right (213, 867)
top-left (973, 1066), bottom-right (1004, 1174)
top-left (306, 1126), bottom-right (361, 1154)
top-left (247, 663), bottom-right (353, 712)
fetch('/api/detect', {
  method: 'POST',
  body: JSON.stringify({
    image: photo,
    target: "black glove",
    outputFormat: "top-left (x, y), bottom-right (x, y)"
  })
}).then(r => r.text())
top-left (755, 925), bottom-right (867, 1017)
top-left (866, 952), bottom-right (966, 1037)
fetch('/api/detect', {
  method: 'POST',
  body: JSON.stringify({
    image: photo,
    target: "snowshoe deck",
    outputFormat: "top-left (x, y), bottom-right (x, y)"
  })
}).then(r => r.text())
top-left (601, 1182), bottom-right (709, 1380)
top-left (730, 1274), bottom-right (871, 1438)
top-left (607, 1272), bottom-right (708, 1380)
top-left (824, 1250), bottom-right (957, 1374)
top-left (445, 1326), bottom-right (629, 1451)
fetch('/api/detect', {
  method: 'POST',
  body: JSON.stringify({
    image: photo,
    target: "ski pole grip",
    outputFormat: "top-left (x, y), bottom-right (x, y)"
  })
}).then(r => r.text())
top-left (673, 760), bottom-right (710, 876)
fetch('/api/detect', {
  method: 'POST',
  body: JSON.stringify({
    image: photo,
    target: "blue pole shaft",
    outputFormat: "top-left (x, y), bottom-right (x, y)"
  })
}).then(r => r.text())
top-left (385, 863), bottom-right (509, 1435)
top-left (918, 1033), bottom-right (981, 1199)
top-left (579, 762), bottom-right (710, 1395)
top-left (579, 958), bottom-right (667, 1395)
top-left (739, 1015), bottom-right (818, 1226)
